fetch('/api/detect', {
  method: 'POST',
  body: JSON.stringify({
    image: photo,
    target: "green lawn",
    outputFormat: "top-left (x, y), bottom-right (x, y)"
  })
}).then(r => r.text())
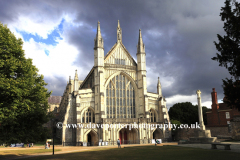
top-left (0, 149), bottom-right (61, 159)
top-left (24, 146), bottom-right (239, 160)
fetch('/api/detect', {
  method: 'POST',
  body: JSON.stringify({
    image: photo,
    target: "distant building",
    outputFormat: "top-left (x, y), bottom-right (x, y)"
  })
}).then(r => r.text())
top-left (43, 96), bottom-right (62, 130)
top-left (48, 96), bottom-right (62, 113)
top-left (206, 88), bottom-right (240, 138)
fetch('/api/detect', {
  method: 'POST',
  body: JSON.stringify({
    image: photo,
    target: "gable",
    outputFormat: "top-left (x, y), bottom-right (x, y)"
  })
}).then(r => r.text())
top-left (104, 42), bottom-right (137, 66)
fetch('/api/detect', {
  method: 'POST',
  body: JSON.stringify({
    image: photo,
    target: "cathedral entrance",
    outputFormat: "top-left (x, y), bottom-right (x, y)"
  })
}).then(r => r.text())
top-left (88, 134), bottom-right (92, 146)
top-left (87, 130), bottom-right (98, 146)
top-left (119, 127), bottom-right (138, 144)
top-left (153, 128), bottom-right (163, 139)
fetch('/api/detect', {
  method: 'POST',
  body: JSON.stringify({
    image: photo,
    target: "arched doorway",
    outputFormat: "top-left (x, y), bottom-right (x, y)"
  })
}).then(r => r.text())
top-left (87, 134), bottom-right (92, 145)
top-left (119, 127), bottom-right (138, 144)
top-left (86, 130), bottom-right (98, 146)
top-left (153, 128), bottom-right (163, 139)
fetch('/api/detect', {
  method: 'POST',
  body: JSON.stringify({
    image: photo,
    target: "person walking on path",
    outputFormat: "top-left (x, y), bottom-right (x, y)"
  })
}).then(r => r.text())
top-left (117, 139), bottom-right (121, 148)
top-left (46, 142), bottom-right (48, 149)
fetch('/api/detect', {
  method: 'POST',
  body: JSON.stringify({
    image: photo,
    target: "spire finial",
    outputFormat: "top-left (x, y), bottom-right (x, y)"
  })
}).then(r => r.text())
top-left (158, 77), bottom-right (161, 86)
top-left (117, 20), bottom-right (122, 43)
top-left (94, 21), bottom-right (104, 49)
top-left (97, 22), bottom-right (101, 37)
top-left (157, 76), bottom-right (162, 96)
top-left (74, 69), bottom-right (78, 80)
top-left (137, 29), bottom-right (145, 53)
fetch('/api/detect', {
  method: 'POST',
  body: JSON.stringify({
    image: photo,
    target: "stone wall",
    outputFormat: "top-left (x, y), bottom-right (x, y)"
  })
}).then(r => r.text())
top-left (206, 126), bottom-right (231, 138)
top-left (172, 128), bottom-right (198, 141)
top-left (231, 115), bottom-right (240, 140)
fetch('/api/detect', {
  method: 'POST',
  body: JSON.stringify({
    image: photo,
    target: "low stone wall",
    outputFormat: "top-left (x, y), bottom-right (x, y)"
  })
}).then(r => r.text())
top-left (231, 115), bottom-right (240, 140)
top-left (206, 126), bottom-right (231, 138)
top-left (172, 128), bottom-right (198, 141)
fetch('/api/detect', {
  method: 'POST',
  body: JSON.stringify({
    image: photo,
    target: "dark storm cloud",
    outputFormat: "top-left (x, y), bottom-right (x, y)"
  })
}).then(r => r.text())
top-left (0, 0), bottom-right (230, 107)
top-left (44, 76), bottom-right (67, 96)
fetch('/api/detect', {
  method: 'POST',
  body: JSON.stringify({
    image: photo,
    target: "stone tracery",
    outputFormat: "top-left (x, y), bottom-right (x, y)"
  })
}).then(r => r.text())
top-left (106, 74), bottom-right (135, 119)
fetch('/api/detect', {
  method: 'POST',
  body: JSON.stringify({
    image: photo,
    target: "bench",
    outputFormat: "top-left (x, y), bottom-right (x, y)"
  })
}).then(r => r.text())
top-left (211, 143), bottom-right (231, 150)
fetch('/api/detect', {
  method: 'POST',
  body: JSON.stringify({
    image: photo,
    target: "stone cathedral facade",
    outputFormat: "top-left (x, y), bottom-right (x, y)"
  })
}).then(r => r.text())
top-left (58, 21), bottom-right (171, 146)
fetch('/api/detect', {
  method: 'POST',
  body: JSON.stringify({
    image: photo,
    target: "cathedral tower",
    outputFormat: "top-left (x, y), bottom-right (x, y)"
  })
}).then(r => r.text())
top-left (94, 21), bottom-right (105, 123)
top-left (137, 29), bottom-right (147, 118)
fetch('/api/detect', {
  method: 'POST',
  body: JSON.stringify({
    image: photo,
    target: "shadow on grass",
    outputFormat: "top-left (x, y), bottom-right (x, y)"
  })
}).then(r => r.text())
top-left (0, 149), bottom-right (61, 159)
top-left (22, 146), bottom-right (240, 160)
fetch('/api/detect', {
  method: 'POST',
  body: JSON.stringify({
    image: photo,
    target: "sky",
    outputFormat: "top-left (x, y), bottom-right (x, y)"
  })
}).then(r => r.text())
top-left (0, 0), bottom-right (232, 109)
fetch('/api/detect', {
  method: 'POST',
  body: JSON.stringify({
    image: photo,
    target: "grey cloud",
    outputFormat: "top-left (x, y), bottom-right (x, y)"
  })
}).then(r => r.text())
top-left (44, 76), bottom-right (67, 96)
top-left (0, 0), bottom-right (229, 108)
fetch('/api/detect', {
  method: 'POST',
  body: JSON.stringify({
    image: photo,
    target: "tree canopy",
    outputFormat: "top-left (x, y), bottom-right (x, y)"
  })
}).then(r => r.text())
top-left (169, 102), bottom-right (209, 125)
top-left (0, 22), bottom-right (51, 144)
top-left (212, 0), bottom-right (240, 110)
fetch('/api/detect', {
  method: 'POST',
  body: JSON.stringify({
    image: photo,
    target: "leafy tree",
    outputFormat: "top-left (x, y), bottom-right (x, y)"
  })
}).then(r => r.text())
top-left (170, 119), bottom-right (181, 131)
top-left (212, 0), bottom-right (240, 110)
top-left (170, 119), bottom-right (181, 126)
top-left (0, 22), bottom-right (51, 145)
top-left (169, 102), bottom-right (209, 125)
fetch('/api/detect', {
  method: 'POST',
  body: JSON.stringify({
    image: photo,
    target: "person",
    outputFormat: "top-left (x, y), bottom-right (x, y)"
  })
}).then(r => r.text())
top-left (117, 139), bottom-right (121, 148)
top-left (32, 143), bottom-right (33, 147)
top-left (48, 143), bottom-right (50, 149)
top-left (155, 139), bottom-right (157, 146)
top-left (46, 142), bottom-right (48, 149)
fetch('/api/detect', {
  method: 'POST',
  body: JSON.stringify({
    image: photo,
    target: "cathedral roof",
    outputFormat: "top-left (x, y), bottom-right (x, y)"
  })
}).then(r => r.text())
top-left (79, 67), bottom-right (94, 89)
top-left (48, 96), bottom-right (62, 104)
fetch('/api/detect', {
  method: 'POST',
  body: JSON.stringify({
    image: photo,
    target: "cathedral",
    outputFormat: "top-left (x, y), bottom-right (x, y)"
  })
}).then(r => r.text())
top-left (57, 21), bottom-right (171, 146)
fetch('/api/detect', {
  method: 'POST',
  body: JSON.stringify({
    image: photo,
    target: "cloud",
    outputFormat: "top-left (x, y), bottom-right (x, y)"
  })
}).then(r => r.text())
top-left (22, 36), bottom-right (80, 86)
top-left (0, 0), bottom-right (229, 108)
top-left (167, 94), bottom-right (214, 109)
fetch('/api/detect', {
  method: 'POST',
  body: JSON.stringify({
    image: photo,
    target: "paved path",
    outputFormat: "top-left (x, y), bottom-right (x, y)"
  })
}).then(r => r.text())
top-left (177, 142), bottom-right (240, 153)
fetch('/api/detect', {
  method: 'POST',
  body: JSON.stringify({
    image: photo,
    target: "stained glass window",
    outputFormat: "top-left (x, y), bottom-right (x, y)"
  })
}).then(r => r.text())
top-left (106, 74), bottom-right (135, 119)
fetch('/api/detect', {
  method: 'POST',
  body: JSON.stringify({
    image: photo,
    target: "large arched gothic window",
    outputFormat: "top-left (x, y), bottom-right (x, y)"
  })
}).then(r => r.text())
top-left (82, 109), bottom-right (95, 123)
top-left (150, 109), bottom-right (156, 122)
top-left (106, 74), bottom-right (135, 118)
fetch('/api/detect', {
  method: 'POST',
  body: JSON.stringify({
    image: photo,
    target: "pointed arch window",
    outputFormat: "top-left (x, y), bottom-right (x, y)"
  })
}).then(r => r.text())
top-left (106, 74), bottom-right (135, 118)
top-left (82, 109), bottom-right (95, 123)
top-left (150, 109), bottom-right (156, 122)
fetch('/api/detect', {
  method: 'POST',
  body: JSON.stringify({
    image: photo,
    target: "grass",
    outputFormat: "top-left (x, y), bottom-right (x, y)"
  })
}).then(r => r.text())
top-left (0, 148), bottom-right (61, 159)
top-left (34, 139), bottom-right (62, 146)
top-left (23, 145), bottom-right (240, 160)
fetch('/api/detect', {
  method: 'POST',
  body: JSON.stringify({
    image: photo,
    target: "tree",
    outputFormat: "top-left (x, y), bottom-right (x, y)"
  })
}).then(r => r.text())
top-left (169, 102), bottom-right (209, 125)
top-left (212, 0), bottom-right (240, 110)
top-left (0, 22), bottom-right (51, 145)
